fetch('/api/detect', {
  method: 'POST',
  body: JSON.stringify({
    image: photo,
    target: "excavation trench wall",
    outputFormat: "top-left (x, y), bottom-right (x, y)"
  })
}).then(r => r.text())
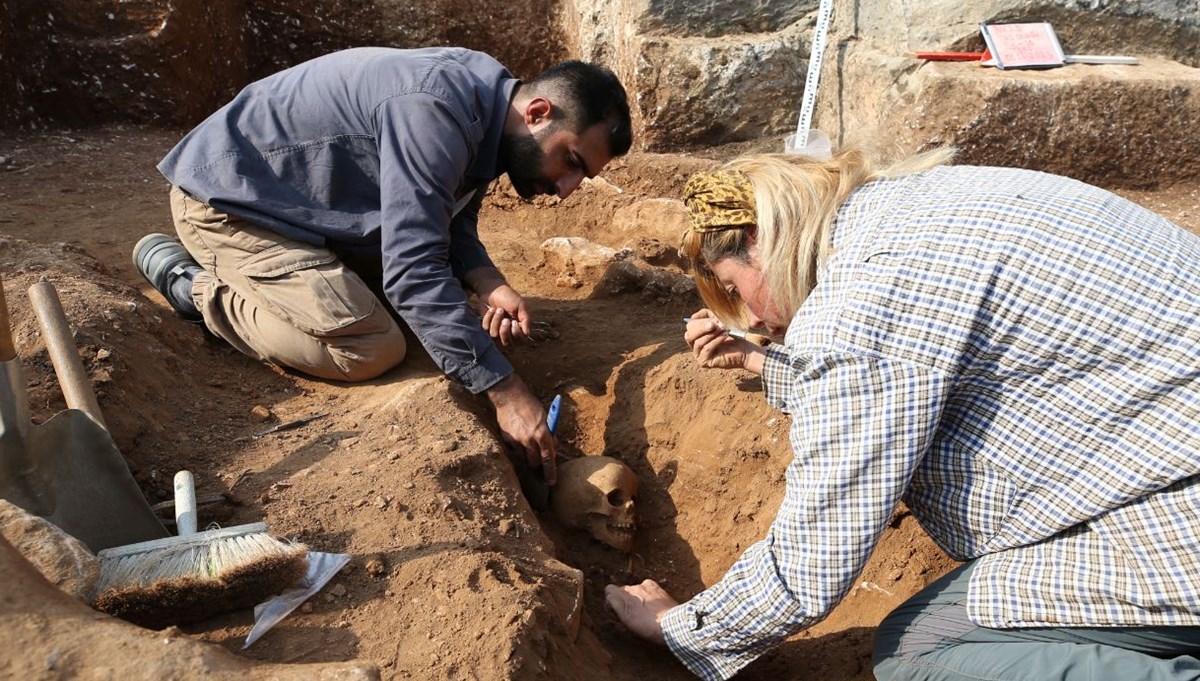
top-left (4, 1), bottom-right (1198, 186)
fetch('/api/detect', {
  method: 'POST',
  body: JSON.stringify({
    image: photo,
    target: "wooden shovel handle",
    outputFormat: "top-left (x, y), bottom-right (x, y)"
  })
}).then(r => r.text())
top-left (0, 275), bottom-right (13, 362)
top-left (27, 281), bottom-right (106, 428)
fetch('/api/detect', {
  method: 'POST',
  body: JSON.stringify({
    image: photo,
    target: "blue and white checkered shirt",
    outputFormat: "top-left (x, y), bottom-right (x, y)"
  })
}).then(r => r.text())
top-left (660, 166), bottom-right (1200, 680)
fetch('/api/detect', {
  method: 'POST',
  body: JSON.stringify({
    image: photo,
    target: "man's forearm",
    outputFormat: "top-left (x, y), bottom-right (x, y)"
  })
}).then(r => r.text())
top-left (485, 372), bottom-right (525, 407)
top-left (463, 266), bottom-right (507, 298)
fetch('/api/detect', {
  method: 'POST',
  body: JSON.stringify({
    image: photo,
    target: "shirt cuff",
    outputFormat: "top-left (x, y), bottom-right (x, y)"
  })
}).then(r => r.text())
top-left (443, 341), bottom-right (514, 394)
top-left (660, 603), bottom-right (754, 681)
top-left (760, 344), bottom-right (794, 411)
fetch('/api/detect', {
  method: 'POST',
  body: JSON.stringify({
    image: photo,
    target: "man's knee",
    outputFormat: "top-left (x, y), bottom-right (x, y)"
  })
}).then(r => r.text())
top-left (329, 330), bottom-right (407, 382)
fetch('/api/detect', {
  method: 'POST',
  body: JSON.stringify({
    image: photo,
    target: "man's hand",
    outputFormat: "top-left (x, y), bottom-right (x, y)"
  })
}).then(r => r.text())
top-left (481, 295), bottom-right (530, 346)
top-left (466, 267), bottom-right (531, 346)
top-left (685, 309), bottom-right (765, 375)
top-left (487, 374), bottom-right (557, 484)
top-left (605, 579), bottom-right (677, 646)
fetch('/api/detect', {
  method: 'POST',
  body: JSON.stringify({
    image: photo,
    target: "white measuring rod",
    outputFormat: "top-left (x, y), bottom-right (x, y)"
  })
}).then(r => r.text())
top-left (786, 0), bottom-right (835, 158)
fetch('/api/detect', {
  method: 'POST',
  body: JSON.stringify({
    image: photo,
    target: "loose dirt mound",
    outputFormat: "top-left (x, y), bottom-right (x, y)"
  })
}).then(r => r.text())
top-left (2, 127), bottom-right (1198, 679)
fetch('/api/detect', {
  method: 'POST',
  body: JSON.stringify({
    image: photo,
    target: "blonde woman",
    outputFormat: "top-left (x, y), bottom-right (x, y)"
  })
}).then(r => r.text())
top-left (606, 147), bottom-right (1200, 681)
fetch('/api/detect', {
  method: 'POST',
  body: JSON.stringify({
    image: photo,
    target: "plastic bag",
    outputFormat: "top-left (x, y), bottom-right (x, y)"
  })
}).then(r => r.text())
top-left (244, 551), bottom-right (351, 648)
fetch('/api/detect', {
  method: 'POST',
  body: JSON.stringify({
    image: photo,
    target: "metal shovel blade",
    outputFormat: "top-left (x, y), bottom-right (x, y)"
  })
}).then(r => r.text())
top-left (0, 352), bottom-right (42, 513)
top-left (0, 279), bottom-right (168, 552)
top-left (0, 407), bottom-right (169, 551)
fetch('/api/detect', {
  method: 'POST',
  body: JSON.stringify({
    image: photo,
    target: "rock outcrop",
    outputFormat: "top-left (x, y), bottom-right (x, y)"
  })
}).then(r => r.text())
top-left (3, 0), bottom-right (1198, 180)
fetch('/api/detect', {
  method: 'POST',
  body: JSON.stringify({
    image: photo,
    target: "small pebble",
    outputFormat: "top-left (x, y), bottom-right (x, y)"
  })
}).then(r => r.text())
top-left (366, 556), bottom-right (386, 578)
top-left (330, 583), bottom-right (348, 597)
top-left (498, 518), bottom-right (516, 535)
top-left (249, 405), bottom-right (271, 422)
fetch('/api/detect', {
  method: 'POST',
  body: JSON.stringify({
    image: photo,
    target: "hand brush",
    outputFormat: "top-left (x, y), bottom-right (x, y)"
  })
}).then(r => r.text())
top-left (682, 317), bottom-right (772, 346)
top-left (93, 471), bottom-right (308, 629)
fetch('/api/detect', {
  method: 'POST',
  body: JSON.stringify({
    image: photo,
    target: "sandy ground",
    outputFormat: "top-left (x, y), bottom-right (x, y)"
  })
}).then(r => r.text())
top-left (1, 126), bottom-right (1197, 679)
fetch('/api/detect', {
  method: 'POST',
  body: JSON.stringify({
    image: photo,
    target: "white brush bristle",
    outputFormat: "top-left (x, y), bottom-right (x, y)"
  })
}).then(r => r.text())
top-left (97, 528), bottom-right (304, 593)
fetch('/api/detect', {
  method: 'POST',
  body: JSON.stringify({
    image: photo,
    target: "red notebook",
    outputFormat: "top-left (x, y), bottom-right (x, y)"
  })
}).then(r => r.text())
top-left (979, 21), bottom-right (1065, 69)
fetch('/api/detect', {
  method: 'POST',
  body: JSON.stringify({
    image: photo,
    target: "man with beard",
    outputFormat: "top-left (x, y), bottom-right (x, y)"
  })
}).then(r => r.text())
top-left (133, 48), bottom-right (632, 483)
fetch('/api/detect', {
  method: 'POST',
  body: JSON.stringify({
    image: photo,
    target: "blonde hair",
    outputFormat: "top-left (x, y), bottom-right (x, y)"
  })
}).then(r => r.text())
top-left (680, 144), bottom-right (955, 326)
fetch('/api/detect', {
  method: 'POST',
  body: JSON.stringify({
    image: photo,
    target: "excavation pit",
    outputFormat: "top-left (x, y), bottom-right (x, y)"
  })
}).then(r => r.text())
top-left (4, 126), bottom-right (1197, 679)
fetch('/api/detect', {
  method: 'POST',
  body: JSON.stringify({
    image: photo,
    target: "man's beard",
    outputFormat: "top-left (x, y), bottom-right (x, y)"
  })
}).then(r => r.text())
top-left (499, 128), bottom-right (554, 200)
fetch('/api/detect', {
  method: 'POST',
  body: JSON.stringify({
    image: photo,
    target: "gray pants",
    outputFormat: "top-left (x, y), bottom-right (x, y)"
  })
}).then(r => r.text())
top-left (874, 562), bottom-right (1200, 681)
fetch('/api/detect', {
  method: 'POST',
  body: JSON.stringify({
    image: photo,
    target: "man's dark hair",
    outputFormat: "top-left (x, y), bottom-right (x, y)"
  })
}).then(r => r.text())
top-left (526, 61), bottom-right (633, 157)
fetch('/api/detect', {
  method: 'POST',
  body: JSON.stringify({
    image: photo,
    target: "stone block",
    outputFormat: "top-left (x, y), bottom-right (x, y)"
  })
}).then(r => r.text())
top-left (825, 48), bottom-right (1200, 188)
top-left (612, 198), bottom-right (689, 244)
top-left (0, 500), bottom-right (100, 600)
top-left (540, 237), bottom-right (621, 283)
top-left (848, 0), bottom-right (1199, 68)
top-left (625, 0), bottom-right (813, 39)
top-left (627, 28), bottom-right (808, 150)
top-left (595, 259), bottom-right (696, 302)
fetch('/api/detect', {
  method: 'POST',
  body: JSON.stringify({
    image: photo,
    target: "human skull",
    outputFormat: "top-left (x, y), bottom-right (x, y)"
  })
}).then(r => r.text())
top-left (550, 456), bottom-right (637, 552)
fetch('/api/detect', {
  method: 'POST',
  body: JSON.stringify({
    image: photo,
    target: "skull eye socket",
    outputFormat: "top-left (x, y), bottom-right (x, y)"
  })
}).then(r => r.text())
top-left (607, 489), bottom-right (630, 505)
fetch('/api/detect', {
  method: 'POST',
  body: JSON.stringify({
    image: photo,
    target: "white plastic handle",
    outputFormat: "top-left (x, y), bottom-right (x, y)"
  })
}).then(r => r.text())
top-left (174, 470), bottom-right (198, 537)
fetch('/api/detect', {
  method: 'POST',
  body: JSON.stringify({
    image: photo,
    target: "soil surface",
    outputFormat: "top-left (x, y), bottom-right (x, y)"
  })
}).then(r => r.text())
top-left (1, 126), bottom-right (1197, 679)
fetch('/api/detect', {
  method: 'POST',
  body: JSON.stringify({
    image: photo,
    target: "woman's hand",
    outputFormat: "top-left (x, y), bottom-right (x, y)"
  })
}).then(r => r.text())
top-left (685, 309), bottom-right (766, 375)
top-left (605, 579), bottom-right (677, 646)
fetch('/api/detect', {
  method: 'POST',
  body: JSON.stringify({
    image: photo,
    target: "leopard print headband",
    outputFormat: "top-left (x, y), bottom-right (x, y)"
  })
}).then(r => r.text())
top-left (682, 170), bottom-right (756, 235)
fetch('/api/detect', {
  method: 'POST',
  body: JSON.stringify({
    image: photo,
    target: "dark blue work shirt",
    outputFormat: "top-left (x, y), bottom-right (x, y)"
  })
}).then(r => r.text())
top-left (159, 47), bottom-right (519, 393)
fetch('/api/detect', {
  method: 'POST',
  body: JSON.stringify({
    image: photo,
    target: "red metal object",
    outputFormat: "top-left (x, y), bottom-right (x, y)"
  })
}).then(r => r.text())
top-left (912, 51), bottom-right (987, 61)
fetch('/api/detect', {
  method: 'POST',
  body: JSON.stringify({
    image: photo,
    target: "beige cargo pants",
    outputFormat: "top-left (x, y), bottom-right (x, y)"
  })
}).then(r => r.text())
top-left (169, 186), bottom-right (406, 381)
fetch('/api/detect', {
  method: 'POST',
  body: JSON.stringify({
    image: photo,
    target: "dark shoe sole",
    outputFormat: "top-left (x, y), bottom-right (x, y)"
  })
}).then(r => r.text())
top-left (132, 233), bottom-right (203, 323)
